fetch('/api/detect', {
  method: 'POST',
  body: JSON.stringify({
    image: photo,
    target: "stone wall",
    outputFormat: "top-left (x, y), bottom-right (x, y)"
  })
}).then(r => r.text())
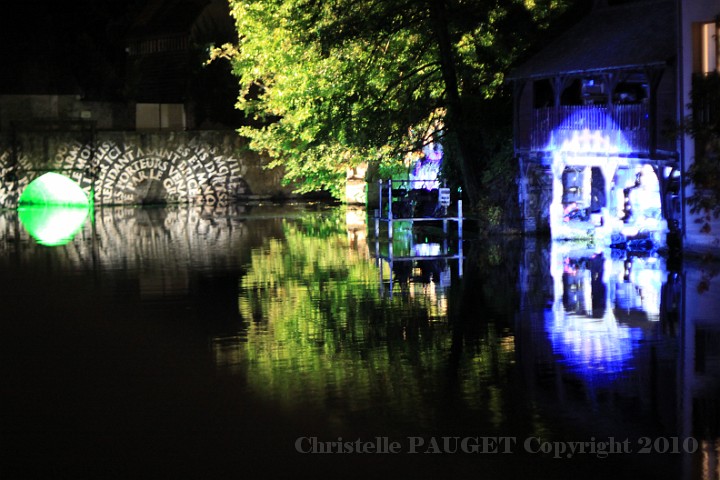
top-left (0, 95), bottom-right (134, 131)
top-left (518, 159), bottom-right (553, 235)
top-left (0, 130), bottom-right (295, 207)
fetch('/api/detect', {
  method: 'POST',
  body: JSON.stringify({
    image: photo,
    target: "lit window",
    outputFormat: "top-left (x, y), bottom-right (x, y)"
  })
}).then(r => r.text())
top-left (136, 103), bottom-right (186, 131)
top-left (696, 20), bottom-right (720, 74)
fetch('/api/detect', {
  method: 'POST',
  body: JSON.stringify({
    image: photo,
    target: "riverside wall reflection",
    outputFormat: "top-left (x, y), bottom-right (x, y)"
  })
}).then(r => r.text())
top-left (0, 204), bottom-right (289, 272)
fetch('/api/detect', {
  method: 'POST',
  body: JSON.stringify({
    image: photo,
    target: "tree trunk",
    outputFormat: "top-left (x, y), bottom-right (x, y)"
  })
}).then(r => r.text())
top-left (428, 0), bottom-right (482, 207)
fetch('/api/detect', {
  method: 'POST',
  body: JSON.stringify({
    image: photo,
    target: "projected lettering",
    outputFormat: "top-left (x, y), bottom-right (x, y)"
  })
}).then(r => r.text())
top-left (0, 133), bottom-right (262, 207)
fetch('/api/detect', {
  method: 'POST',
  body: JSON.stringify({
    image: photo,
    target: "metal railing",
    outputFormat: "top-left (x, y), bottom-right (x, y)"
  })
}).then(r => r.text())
top-left (373, 179), bottom-right (463, 239)
top-left (521, 104), bottom-right (654, 152)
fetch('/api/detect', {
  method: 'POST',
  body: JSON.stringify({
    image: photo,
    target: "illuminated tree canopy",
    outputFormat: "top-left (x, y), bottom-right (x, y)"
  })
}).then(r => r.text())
top-left (220, 0), bottom-right (572, 202)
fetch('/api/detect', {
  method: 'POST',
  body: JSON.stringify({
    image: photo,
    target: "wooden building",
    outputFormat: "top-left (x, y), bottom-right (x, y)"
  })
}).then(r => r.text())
top-left (509, 0), bottom-right (681, 245)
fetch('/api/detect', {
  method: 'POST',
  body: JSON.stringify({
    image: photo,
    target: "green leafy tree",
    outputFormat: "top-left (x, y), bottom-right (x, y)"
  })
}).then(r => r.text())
top-left (220, 0), bottom-right (571, 203)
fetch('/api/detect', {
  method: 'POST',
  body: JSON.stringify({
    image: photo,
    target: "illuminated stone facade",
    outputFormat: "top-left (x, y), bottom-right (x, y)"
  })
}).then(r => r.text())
top-left (0, 130), bottom-right (294, 208)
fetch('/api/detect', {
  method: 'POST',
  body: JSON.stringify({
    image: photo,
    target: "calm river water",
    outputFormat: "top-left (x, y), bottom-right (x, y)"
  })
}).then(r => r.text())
top-left (1, 203), bottom-right (718, 479)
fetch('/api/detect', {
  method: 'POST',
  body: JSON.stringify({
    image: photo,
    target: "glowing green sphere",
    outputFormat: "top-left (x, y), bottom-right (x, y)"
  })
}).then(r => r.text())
top-left (19, 172), bottom-right (89, 206)
top-left (17, 173), bottom-right (91, 246)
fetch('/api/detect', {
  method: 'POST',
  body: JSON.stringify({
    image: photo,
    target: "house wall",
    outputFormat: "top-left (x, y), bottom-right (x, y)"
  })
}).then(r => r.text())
top-left (676, 5), bottom-right (720, 469)
top-left (0, 130), bottom-right (295, 207)
top-left (679, 0), bottom-right (720, 254)
top-left (514, 60), bottom-right (681, 239)
top-left (0, 95), bottom-right (135, 131)
top-left (514, 80), bottom-right (533, 152)
top-left (656, 63), bottom-right (678, 153)
top-left (518, 159), bottom-right (553, 235)
top-left (515, 68), bottom-right (678, 156)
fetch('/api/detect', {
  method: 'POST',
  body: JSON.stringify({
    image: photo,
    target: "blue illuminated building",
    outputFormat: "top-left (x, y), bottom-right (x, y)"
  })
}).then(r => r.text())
top-left (510, 0), bottom-right (720, 252)
top-left (512, 3), bottom-right (720, 473)
top-left (509, 0), bottom-right (681, 246)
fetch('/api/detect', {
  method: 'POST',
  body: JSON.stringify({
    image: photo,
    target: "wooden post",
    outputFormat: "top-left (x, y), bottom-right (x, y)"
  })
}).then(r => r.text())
top-left (645, 67), bottom-right (664, 157)
top-left (387, 179), bottom-right (393, 239)
top-left (458, 198), bottom-right (463, 239)
top-left (376, 179), bottom-right (382, 238)
top-left (513, 80), bottom-right (526, 152)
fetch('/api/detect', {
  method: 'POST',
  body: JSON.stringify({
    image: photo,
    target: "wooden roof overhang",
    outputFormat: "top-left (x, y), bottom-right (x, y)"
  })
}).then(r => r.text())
top-left (507, 0), bottom-right (677, 83)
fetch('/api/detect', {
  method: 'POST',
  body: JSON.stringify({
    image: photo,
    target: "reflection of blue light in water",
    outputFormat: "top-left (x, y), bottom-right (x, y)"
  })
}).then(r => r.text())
top-left (546, 244), bottom-right (665, 384)
top-left (545, 308), bottom-right (644, 382)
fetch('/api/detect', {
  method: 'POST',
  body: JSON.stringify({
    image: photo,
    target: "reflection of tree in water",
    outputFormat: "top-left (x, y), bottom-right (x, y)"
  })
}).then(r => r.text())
top-left (218, 210), bottom-right (529, 434)
top-left (390, 258), bottom-right (448, 300)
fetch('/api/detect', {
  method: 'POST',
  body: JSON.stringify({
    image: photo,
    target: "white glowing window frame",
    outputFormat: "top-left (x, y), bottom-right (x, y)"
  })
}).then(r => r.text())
top-left (700, 21), bottom-right (719, 74)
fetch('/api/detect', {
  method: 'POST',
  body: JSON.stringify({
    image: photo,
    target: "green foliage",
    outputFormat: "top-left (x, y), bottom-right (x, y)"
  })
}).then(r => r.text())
top-left (224, 0), bottom-right (570, 200)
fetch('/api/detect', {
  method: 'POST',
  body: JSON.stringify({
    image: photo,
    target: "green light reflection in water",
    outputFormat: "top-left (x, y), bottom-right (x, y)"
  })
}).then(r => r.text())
top-left (215, 209), bottom-right (519, 432)
top-left (18, 205), bottom-right (90, 246)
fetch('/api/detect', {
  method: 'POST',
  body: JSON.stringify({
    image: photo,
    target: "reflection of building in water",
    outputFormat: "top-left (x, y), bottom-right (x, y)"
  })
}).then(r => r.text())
top-left (681, 260), bottom-right (720, 480)
top-left (548, 243), bottom-right (667, 380)
top-left (345, 205), bottom-right (368, 257)
top-left (519, 239), bottom-right (679, 421)
top-left (370, 223), bottom-right (461, 319)
top-left (375, 254), bottom-right (450, 320)
top-left (519, 239), bottom-right (720, 479)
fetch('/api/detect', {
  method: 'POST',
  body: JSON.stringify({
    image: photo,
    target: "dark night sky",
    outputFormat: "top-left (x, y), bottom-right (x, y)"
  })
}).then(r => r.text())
top-left (1, 1), bottom-right (142, 58)
top-left (0, 1), bottom-right (151, 96)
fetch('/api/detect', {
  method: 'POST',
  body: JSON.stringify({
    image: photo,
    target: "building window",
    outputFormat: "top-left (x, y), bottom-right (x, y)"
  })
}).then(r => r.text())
top-left (694, 20), bottom-right (720, 74)
top-left (136, 103), bottom-right (186, 131)
top-left (128, 35), bottom-right (188, 56)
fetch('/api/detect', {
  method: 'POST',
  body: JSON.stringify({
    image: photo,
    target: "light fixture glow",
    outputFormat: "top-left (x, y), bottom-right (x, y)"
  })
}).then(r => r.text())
top-left (545, 110), bottom-right (666, 245)
top-left (409, 142), bottom-right (443, 190)
top-left (17, 173), bottom-right (90, 246)
top-left (19, 172), bottom-right (89, 206)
